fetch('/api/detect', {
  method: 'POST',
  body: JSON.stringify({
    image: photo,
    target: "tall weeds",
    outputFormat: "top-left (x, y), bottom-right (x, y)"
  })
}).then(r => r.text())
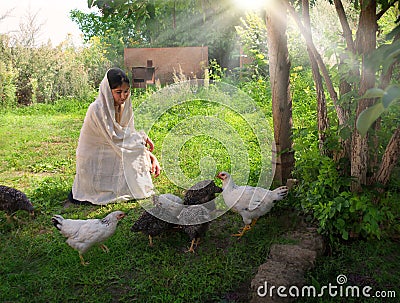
top-left (0, 35), bottom-right (111, 106)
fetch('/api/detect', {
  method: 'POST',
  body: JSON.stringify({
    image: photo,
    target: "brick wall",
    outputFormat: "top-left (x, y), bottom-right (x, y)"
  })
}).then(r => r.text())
top-left (124, 46), bottom-right (208, 85)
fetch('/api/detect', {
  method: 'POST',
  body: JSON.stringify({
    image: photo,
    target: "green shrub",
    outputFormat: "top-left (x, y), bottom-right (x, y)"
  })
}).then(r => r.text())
top-left (0, 61), bottom-right (18, 108)
top-left (235, 12), bottom-right (268, 79)
top-left (293, 148), bottom-right (398, 243)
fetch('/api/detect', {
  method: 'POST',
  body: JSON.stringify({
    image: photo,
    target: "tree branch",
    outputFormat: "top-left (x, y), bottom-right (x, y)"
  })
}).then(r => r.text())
top-left (284, 1), bottom-right (347, 126)
top-left (333, 0), bottom-right (355, 53)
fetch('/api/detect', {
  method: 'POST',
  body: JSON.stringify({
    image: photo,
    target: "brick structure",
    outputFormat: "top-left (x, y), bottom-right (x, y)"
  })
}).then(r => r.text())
top-left (124, 46), bottom-right (208, 86)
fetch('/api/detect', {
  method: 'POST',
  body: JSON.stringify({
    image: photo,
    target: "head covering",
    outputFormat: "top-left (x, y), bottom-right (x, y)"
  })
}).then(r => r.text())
top-left (72, 69), bottom-right (155, 204)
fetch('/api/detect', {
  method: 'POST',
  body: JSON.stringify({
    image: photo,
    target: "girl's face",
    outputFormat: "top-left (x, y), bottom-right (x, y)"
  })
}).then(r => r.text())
top-left (112, 82), bottom-right (130, 106)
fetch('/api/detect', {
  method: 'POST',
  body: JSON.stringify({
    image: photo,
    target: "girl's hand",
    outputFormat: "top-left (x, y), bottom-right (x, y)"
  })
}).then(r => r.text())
top-left (148, 151), bottom-right (161, 177)
top-left (145, 137), bottom-right (155, 152)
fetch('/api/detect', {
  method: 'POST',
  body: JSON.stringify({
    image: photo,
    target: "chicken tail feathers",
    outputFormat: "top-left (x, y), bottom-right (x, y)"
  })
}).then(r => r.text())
top-left (51, 215), bottom-right (64, 230)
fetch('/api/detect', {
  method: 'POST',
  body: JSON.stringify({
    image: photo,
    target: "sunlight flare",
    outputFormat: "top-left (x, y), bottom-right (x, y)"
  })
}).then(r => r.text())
top-left (233, 0), bottom-right (266, 10)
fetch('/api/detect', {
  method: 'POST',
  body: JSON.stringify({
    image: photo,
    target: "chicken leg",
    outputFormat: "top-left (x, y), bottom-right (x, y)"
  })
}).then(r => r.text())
top-left (79, 254), bottom-right (89, 266)
top-left (232, 218), bottom-right (258, 237)
top-left (148, 235), bottom-right (154, 247)
top-left (100, 244), bottom-right (110, 253)
top-left (186, 239), bottom-right (197, 253)
top-left (185, 238), bottom-right (201, 253)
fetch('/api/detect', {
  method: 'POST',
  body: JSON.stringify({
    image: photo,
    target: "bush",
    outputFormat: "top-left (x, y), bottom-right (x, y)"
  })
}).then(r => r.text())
top-left (0, 60), bottom-right (18, 108)
top-left (293, 148), bottom-right (399, 243)
top-left (0, 34), bottom-right (110, 108)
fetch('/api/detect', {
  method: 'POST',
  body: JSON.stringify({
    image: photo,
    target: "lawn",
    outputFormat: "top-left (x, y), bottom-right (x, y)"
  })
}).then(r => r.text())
top-left (0, 97), bottom-right (399, 302)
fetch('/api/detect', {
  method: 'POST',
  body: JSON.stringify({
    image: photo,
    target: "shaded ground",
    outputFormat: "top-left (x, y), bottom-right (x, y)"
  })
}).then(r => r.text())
top-left (220, 210), bottom-right (399, 303)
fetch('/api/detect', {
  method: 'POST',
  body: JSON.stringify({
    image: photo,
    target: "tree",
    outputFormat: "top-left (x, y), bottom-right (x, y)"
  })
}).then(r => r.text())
top-left (85, 0), bottom-right (244, 68)
top-left (265, 1), bottom-right (295, 184)
top-left (301, 0), bottom-right (329, 154)
top-left (286, 0), bottom-right (400, 191)
top-left (16, 9), bottom-right (45, 48)
top-left (70, 9), bottom-right (139, 66)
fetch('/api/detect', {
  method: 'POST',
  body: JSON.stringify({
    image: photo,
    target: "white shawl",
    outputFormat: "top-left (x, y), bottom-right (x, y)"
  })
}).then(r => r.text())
top-left (72, 71), bottom-right (155, 204)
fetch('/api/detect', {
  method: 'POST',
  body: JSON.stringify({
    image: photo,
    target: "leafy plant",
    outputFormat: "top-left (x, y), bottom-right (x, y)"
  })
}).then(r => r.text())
top-left (356, 85), bottom-right (400, 136)
top-left (293, 149), bottom-right (398, 243)
top-left (235, 12), bottom-right (269, 79)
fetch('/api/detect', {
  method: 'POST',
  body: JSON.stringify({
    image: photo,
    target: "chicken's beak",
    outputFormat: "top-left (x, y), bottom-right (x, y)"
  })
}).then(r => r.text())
top-left (117, 213), bottom-right (126, 220)
top-left (216, 173), bottom-right (224, 180)
top-left (30, 210), bottom-right (35, 219)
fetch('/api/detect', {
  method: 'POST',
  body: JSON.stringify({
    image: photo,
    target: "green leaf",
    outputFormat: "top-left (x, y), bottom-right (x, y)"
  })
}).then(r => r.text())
top-left (356, 102), bottom-right (385, 136)
top-left (382, 85), bottom-right (400, 108)
top-left (361, 88), bottom-right (384, 99)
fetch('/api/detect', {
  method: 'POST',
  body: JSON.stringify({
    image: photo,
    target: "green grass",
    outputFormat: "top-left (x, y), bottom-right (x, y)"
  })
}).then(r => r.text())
top-left (0, 97), bottom-right (399, 302)
top-left (297, 239), bottom-right (400, 303)
top-left (0, 97), bottom-right (287, 302)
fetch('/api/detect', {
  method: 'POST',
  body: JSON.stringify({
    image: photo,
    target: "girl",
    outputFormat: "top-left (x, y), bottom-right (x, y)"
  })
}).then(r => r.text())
top-left (69, 68), bottom-right (160, 205)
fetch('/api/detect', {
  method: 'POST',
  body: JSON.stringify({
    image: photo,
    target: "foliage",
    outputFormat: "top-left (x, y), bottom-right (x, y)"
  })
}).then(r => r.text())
top-left (70, 9), bottom-right (139, 66)
top-left (78, 37), bottom-right (113, 88)
top-left (207, 59), bottom-right (227, 82)
top-left (356, 85), bottom-right (400, 136)
top-left (84, 0), bottom-right (245, 67)
top-left (0, 36), bottom-right (112, 105)
top-left (356, 34), bottom-right (400, 136)
top-left (292, 146), bottom-right (399, 243)
top-left (0, 60), bottom-right (18, 108)
top-left (298, 239), bottom-right (400, 303)
top-left (235, 12), bottom-right (269, 79)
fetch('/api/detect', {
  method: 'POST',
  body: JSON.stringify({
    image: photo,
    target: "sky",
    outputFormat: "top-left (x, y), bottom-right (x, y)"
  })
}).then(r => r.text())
top-left (0, 0), bottom-right (97, 46)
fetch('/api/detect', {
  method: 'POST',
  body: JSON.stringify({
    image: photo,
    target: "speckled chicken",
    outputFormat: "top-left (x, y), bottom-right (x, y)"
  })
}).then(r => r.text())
top-left (179, 180), bottom-right (222, 253)
top-left (52, 211), bottom-right (125, 265)
top-left (183, 180), bottom-right (222, 211)
top-left (217, 171), bottom-right (289, 237)
top-left (0, 185), bottom-right (34, 222)
top-left (131, 194), bottom-right (183, 246)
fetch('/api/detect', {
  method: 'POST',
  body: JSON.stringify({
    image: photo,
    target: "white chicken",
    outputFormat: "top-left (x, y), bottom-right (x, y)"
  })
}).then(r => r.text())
top-left (52, 211), bottom-right (125, 265)
top-left (216, 172), bottom-right (289, 237)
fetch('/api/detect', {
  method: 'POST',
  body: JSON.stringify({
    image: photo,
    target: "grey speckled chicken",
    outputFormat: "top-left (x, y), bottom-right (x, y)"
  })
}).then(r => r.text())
top-left (179, 180), bottom-right (222, 253)
top-left (0, 185), bottom-right (35, 222)
top-left (131, 194), bottom-right (183, 246)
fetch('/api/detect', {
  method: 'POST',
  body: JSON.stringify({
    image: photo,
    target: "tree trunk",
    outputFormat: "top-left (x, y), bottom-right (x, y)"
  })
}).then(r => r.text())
top-left (373, 126), bottom-right (400, 186)
top-left (266, 2), bottom-right (294, 185)
top-left (333, 0), bottom-right (357, 165)
top-left (372, 31), bottom-right (400, 187)
top-left (302, 0), bottom-right (329, 154)
top-left (351, 0), bottom-right (377, 192)
top-left (334, 51), bottom-right (353, 167)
